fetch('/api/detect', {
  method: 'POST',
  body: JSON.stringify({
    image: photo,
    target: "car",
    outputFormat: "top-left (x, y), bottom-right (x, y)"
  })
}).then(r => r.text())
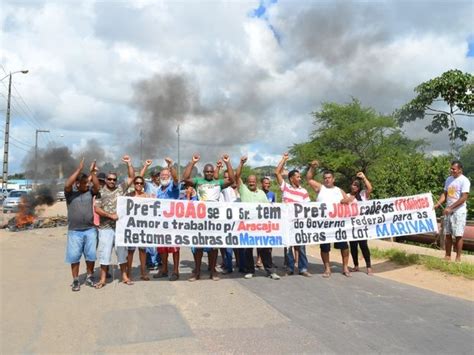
top-left (2, 190), bottom-right (29, 213)
top-left (0, 188), bottom-right (14, 201)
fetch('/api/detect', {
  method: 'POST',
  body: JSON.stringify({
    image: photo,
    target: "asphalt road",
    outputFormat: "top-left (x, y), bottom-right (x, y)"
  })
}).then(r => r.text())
top-left (1, 227), bottom-right (473, 354)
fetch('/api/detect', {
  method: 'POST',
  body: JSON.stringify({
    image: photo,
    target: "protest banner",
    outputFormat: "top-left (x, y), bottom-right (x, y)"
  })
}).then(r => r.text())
top-left (286, 192), bottom-right (438, 245)
top-left (115, 197), bottom-right (285, 247)
top-left (115, 193), bottom-right (438, 247)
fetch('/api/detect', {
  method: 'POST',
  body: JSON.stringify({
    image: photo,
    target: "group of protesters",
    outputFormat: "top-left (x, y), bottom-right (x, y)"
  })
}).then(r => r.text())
top-left (64, 153), bottom-right (470, 291)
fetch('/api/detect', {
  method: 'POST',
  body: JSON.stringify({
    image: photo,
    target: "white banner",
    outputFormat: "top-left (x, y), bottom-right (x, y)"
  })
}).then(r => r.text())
top-left (115, 193), bottom-right (438, 247)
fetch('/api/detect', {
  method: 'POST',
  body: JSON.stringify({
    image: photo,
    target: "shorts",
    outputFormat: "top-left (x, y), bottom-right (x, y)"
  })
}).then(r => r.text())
top-left (157, 247), bottom-right (180, 254)
top-left (97, 228), bottom-right (127, 265)
top-left (127, 247), bottom-right (146, 251)
top-left (191, 247), bottom-right (213, 254)
top-left (65, 228), bottom-right (97, 264)
top-left (320, 242), bottom-right (349, 253)
top-left (444, 210), bottom-right (467, 237)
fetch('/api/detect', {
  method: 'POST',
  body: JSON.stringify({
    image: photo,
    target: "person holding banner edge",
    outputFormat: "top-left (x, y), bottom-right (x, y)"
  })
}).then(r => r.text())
top-left (275, 153), bottom-right (312, 277)
top-left (307, 161), bottom-right (351, 278)
top-left (182, 153), bottom-right (235, 281)
top-left (236, 156), bottom-right (280, 280)
top-left (95, 155), bottom-right (135, 289)
top-left (342, 172), bottom-right (374, 275)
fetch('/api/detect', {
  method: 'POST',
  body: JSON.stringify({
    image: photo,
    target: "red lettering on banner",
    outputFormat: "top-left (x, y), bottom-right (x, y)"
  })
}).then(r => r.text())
top-left (163, 201), bottom-right (207, 218)
top-left (329, 203), bottom-right (359, 218)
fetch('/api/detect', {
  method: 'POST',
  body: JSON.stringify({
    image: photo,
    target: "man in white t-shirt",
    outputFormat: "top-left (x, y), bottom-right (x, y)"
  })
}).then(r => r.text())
top-left (307, 161), bottom-right (351, 278)
top-left (434, 160), bottom-right (470, 262)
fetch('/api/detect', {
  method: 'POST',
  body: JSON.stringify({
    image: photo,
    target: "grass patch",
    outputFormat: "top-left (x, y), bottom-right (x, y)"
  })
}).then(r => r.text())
top-left (370, 248), bottom-right (474, 279)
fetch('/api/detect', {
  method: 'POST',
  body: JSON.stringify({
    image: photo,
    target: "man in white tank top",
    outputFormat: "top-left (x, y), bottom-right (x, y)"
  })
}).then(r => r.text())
top-left (307, 161), bottom-right (351, 278)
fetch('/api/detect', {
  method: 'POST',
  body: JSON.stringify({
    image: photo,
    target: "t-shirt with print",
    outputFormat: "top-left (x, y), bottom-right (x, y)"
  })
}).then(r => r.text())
top-left (239, 183), bottom-right (268, 203)
top-left (95, 182), bottom-right (129, 229)
top-left (156, 182), bottom-right (180, 200)
top-left (444, 174), bottom-right (470, 213)
top-left (193, 178), bottom-right (225, 202)
top-left (280, 181), bottom-right (310, 203)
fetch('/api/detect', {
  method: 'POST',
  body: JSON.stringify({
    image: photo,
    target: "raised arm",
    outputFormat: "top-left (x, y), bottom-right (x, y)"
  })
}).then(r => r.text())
top-left (89, 160), bottom-right (100, 194)
top-left (222, 154), bottom-right (234, 188)
top-left (165, 157), bottom-right (179, 185)
top-left (140, 159), bottom-right (152, 178)
top-left (236, 156), bottom-right (247, 184)
top-left (275, 153), bottom-right (289, 186)
top-left (65, 158), bottom-right (85, 193)
top-left (357, 172), bottom-right (373, 199)
top-left (306, 160), bottom-right (322, 193)
top-left (182, 154), bottom-right (200, 185)
top-left (122, 155), bottom-right (135, 187)
top-left (214, 160), bottom-right (223, 180)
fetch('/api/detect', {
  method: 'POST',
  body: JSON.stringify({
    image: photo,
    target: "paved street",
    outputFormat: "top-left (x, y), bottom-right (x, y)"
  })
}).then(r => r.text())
top-left (1, 227), bottom-right (473, 354)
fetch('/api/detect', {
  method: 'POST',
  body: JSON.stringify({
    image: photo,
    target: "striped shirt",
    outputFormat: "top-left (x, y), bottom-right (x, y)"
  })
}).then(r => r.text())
top-left (280, 181), bottom-right (310, 203)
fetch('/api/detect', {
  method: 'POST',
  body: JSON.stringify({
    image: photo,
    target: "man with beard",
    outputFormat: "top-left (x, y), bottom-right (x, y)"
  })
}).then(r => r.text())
top-left (307, 161), bottom-right (351, 278)
top-left (140, 160), bottom-right (161, 270)
top-left (275, 153), bottom-right (311, 277)
top-left (237, 156), bottom-right (280, 280)
top-left (94, 155), bottom-right (135, 288)
top-left (64, 159), bottom-right (100, 291)
top-left (153, 158), bottom-right (181, 281)
top-left (182, 153), bottom-right (235, 281)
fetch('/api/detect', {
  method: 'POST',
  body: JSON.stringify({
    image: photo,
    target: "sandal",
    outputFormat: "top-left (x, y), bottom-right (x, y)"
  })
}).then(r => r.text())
top-left (122, 279), bottom-right (134, 285)
top-left (188, 273), bottom-right (200, 282)
top-left (342, 271), bottom-right (352, 277)
top-left (95, 281), bottom-right (106, 289)
top-left (140, 275), bottom-right (150, 281)
top-left (322, 272), bottom-right (331, 278)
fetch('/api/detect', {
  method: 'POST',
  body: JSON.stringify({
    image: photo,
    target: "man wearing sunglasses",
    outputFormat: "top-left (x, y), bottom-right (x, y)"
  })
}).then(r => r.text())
top-left (95, 155), bottom-right (135, 288)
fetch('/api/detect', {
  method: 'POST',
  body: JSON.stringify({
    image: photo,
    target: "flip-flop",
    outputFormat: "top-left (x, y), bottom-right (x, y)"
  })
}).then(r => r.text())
top-left (122, 280), bottom-right (134, 285)
top-left (322, 272), bottom-right (331, 278)
top-left (342, 271), bottom-right (352, 277)
top-left (140, 275), bottom-right (150, 281)
top-left (95, 282), bottom-right (106, 289)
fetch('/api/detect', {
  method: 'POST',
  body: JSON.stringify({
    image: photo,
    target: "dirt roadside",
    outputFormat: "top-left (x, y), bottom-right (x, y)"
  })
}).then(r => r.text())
top-left (1, 201), bottom-right (473, 302)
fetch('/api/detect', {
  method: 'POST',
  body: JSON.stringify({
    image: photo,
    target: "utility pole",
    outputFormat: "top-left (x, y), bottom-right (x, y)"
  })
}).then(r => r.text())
top-left (177, 124), bottom-right (181, 179)
top-left (1, 70), bottom-right (28, 191)
top-left (139, 130), bottom-right (144, 163)
top-left (34, 129), bottom-right (50, 185)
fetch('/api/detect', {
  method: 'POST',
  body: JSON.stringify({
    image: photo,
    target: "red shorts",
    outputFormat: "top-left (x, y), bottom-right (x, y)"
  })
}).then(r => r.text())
top-left (157, 247), bottom-right (180, 254)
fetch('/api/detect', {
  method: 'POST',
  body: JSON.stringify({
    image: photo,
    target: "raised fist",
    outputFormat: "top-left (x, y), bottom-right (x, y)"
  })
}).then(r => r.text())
top-left (122, 155), bottom-right (131, 164)
top-left (145, 159), bottom-right (152, 166)
top-left (356, 172), bottom-right (366, 179)
top-left (240, 156), bottom-right (248, 164)
top-left (310, 160), bottom-right (319, 168)
top-left (192, 154), bottom-right (200, 163)
top-left (165, 157), bottom-right (173, 166)
top-left (222, 154), bottom-right (230, 163)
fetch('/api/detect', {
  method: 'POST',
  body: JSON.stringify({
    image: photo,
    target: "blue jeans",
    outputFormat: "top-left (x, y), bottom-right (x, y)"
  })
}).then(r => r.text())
top-left (223, 248), bottom-right (233, 272)
top-left (146, 247), bottom-right (161, 266)
top-left (287, 245), bottom-right (308, 273)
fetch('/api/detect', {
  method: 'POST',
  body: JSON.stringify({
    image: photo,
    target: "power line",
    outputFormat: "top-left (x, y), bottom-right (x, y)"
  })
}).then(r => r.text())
top-left (0, 128), bottom-right (34, 148)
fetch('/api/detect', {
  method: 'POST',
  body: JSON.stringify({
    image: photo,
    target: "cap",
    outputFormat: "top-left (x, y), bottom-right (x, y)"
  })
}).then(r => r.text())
top-left (97, 172), bottom-right (106, 181)
top-left (151, 169), bottom-right (160, 177)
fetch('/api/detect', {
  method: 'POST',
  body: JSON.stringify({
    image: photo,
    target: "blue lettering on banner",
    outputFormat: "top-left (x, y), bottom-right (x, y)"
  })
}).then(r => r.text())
top-left (239, 233), bottom-right (283, 246)
top-left (376, 219), bottom-right (435, 237)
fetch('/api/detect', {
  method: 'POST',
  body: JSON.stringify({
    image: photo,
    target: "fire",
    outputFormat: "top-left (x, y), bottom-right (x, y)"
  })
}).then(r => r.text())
top-left (15, 196), bottom-right (36, 228)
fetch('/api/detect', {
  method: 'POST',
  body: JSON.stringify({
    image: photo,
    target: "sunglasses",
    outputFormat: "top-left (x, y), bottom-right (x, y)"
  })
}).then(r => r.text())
top-left (107, 178), bottom-right (117, 181)
top-left (135, 181), bottom-right (144, 185)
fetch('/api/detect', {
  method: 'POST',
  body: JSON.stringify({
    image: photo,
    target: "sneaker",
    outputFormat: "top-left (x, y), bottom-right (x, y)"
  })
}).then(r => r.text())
top-left (299, 271), bottom-right (312, 277)
top-left (71, 279), bottom-right (80, 292)
top-left (268, 273), bottom-right (281, 280)
top-left (221, 268), bottom-right (232, 275)
top-left (244, 273), bottom-right (254, 279)
top-left (85, 275), bottom-right (96, 287)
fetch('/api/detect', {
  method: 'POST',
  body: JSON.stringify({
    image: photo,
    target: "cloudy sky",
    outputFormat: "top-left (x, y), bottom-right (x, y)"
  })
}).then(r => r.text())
top-left (1, 0), bottom-right (473, 174)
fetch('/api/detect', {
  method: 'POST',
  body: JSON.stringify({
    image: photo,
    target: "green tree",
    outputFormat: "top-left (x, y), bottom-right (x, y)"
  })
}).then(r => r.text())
top-left (459, 143), bottom-right (474, 181)
top-left (396, 69), bottom-right (474, 151)
top-left (289, 99), bottom-right (423, 188)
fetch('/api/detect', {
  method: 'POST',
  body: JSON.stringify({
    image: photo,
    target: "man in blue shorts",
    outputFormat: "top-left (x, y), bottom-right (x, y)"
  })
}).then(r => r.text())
top-left (64, 158), bottom-right (100, 291)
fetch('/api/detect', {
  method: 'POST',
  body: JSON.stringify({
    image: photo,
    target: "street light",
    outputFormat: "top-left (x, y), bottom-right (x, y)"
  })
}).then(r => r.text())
top-left (2, 70), bottom-right (29, 191)
top-left (34, 129), bottom-right (50, 185)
